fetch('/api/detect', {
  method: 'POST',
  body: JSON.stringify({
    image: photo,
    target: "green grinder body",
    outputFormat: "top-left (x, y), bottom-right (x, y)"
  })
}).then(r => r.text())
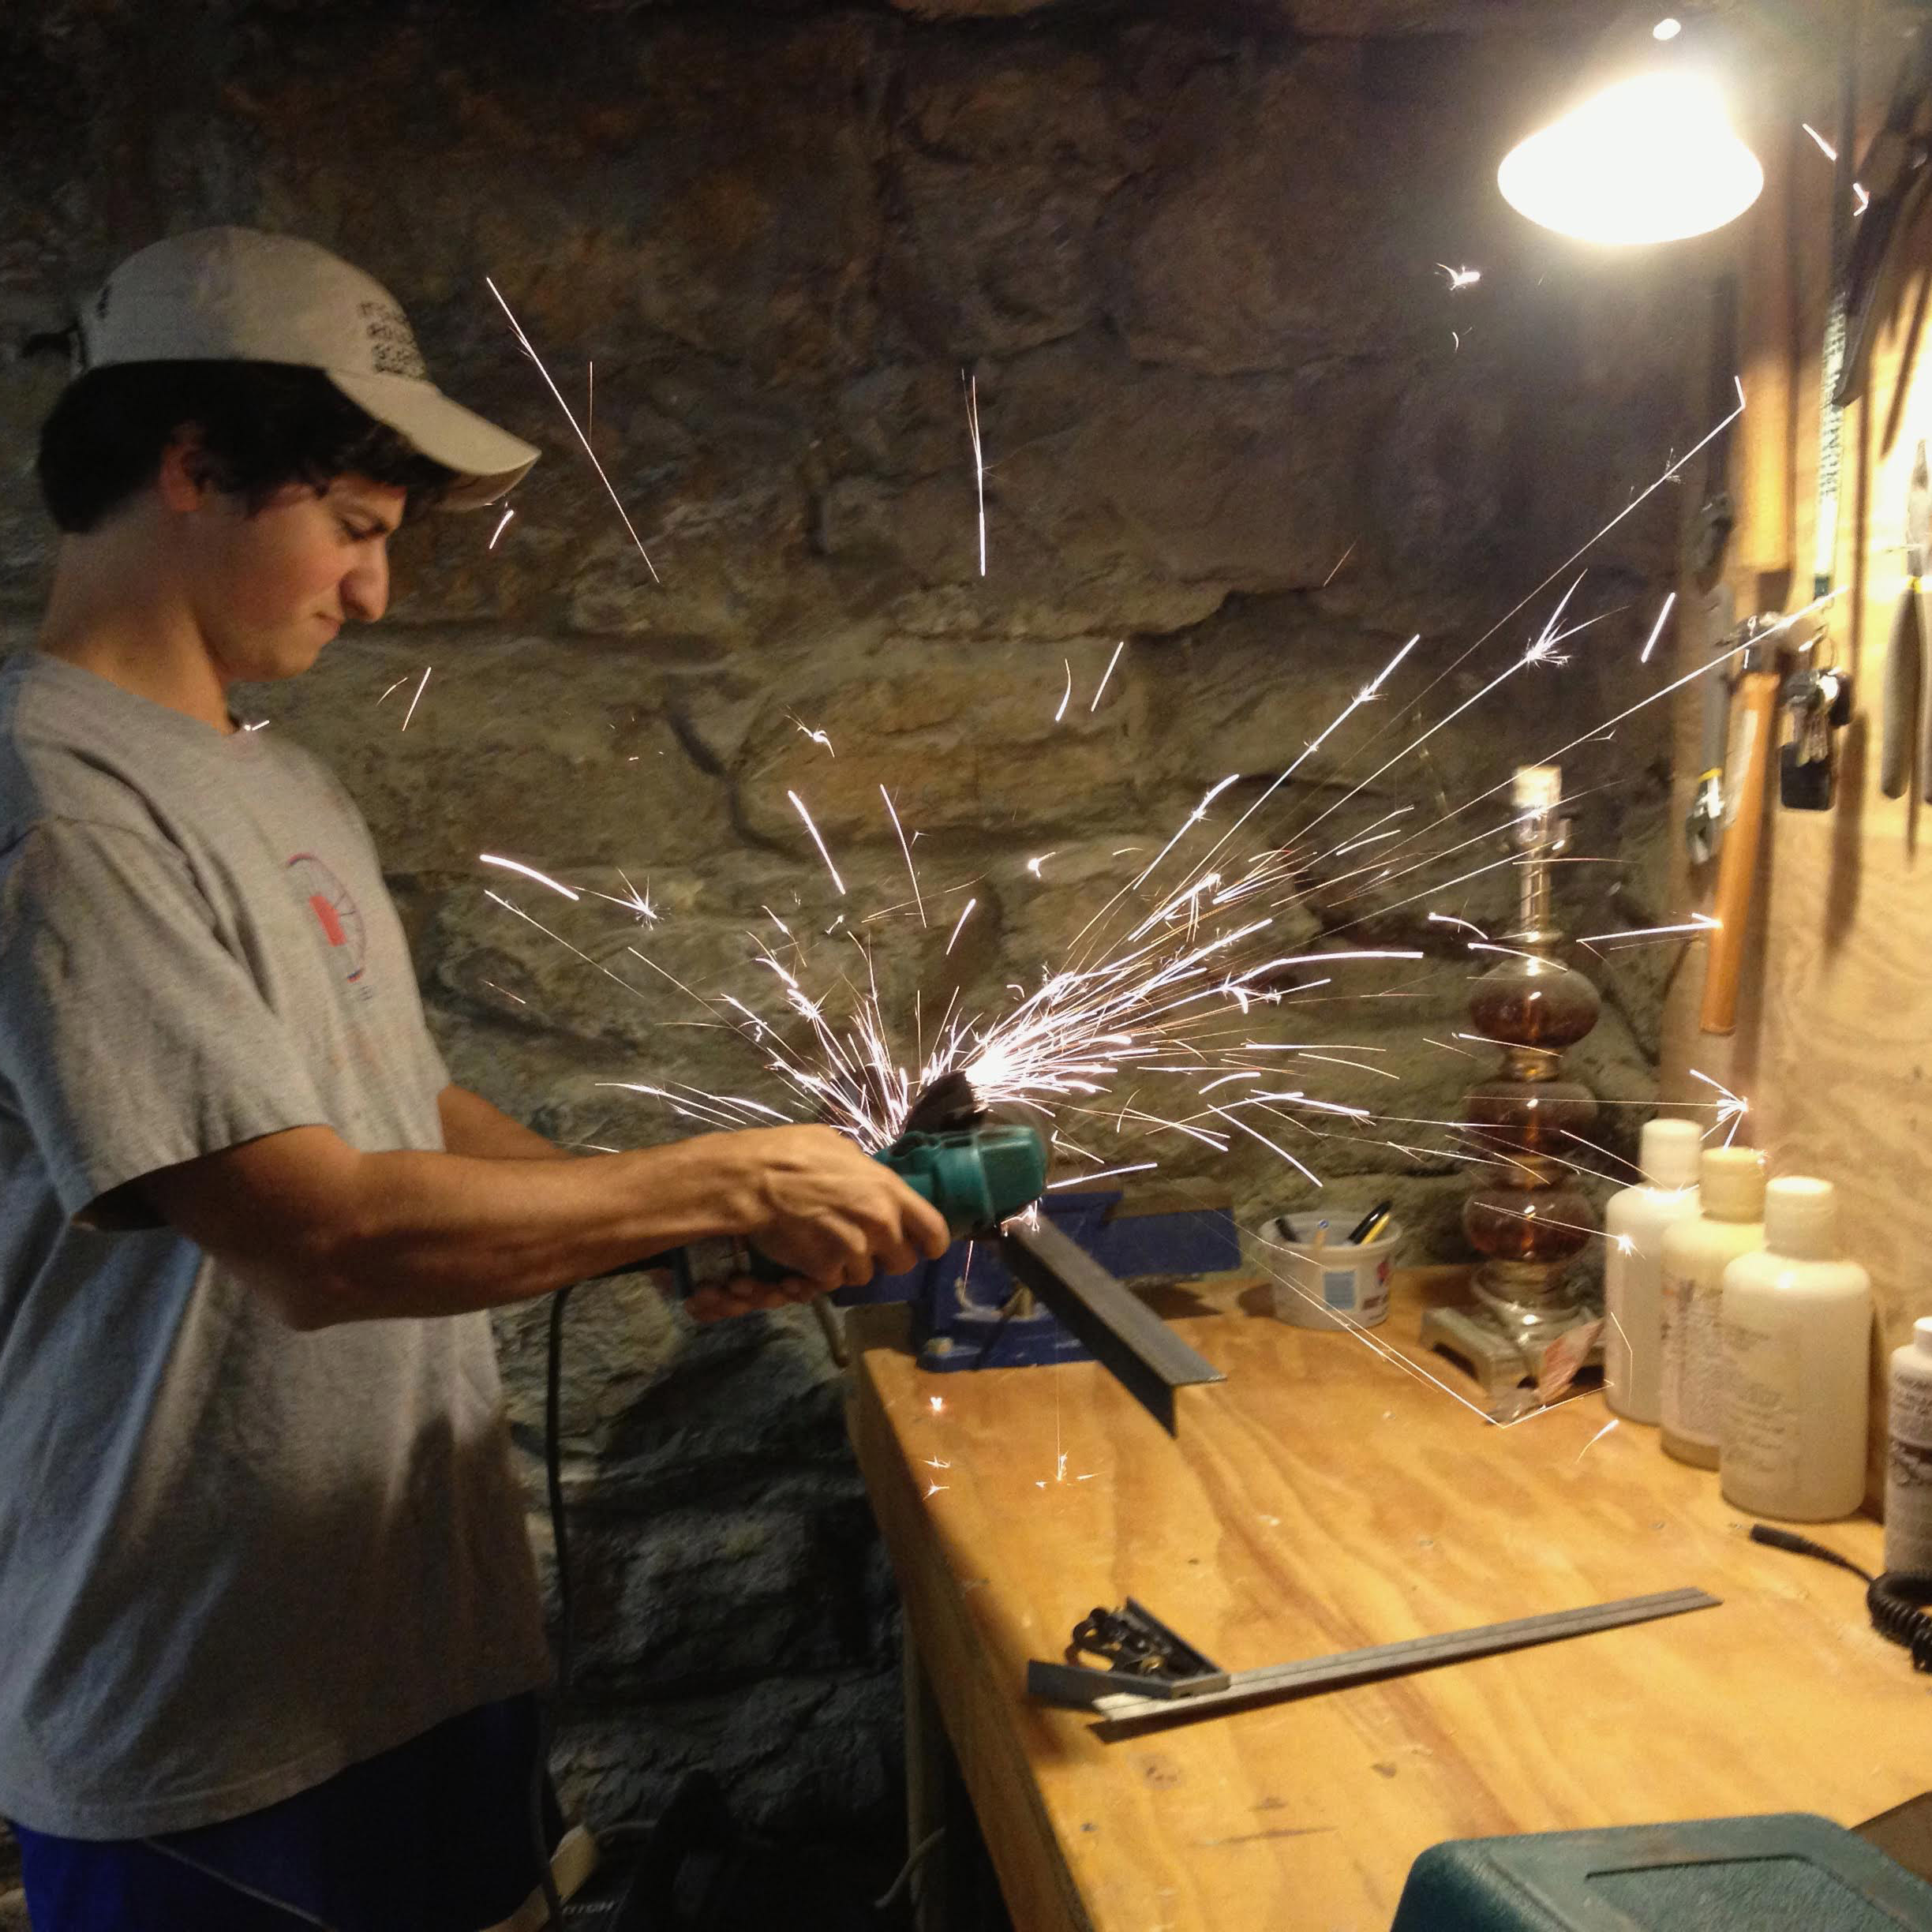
top-left (878, 1122), bottom-right (1047, 1237)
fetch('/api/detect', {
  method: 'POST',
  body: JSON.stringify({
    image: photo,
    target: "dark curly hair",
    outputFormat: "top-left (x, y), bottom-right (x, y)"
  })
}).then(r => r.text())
top-left (36, 361), bottom-right (457, 534)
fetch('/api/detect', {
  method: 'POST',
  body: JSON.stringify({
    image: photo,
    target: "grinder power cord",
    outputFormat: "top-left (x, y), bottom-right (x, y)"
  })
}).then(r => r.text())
top-left (524, 1105), bottom-right (1050, 1923)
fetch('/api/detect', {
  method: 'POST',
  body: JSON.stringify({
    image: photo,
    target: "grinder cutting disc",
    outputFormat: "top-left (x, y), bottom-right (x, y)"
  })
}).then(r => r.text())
top-left (896, 1069), bottom-right (984, 1138)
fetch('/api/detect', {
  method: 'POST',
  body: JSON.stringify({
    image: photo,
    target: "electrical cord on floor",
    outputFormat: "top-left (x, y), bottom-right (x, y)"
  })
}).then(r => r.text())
top-left (536, 1251), bottom-right (943, 1925)
top-left (872, 1826), bottom-right (945, 1912)
top-left (526, 1281), bottom-right (578, 1929)
top-left (1749, 1523), bottom-right (1932, 1670)
top-left (527, 1249), bottom-right (692, 1928)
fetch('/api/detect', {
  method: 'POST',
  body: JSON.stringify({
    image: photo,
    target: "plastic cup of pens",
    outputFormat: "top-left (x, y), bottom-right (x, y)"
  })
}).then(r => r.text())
top-left (1256, 1205), bottom-right (1400, 1331)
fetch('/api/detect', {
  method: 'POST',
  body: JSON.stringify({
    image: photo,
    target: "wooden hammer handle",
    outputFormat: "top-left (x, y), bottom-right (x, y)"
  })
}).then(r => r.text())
top-left (1698, 668), bottom-right (1781, 1035)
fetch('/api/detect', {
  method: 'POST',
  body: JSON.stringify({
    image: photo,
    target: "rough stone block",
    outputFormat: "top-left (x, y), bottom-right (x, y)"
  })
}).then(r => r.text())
top-left (736, 640), bottom-right (1147, 843)
top-left (561, 1483), bottom-right (889, 1696)
top-left (494, 1299), bottom-right (852, 1509)
top-left (1284, 1), bottom-right (1604, 37)
top-left (552, 1668), bottom-right (902, 1841)
top-left (239, 635), bottom-right (735, 874)
top-left (884, 42), bottom-right (1125, 358)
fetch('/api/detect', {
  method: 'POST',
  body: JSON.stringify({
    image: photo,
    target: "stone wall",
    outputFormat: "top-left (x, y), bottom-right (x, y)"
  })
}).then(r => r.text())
top-left (0, 0), bottom-right (1698, 1896)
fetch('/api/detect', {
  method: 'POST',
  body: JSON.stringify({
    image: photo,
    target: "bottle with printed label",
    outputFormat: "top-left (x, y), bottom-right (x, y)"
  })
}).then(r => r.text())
top-left (1659, 1146), bottom-right (1765, 1469)
top-left (1604, 1118), bottom-right (1703, 1425)
top-left (1720, 1177), bottom-right (1870, 1521)
top-left (1886, 1319), bottom-right (1932, 1572)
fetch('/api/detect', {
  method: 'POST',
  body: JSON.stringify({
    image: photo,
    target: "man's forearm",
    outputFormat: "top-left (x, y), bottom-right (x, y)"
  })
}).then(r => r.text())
top-left (309, 1137), bottom-right (750, 1322)
top-left (436, 1083), bottom-right (574, 1162)
top-left (144, 1125), bottom-right (762, 1328)
top-left (143, 1118), bottom-right (945, 1330)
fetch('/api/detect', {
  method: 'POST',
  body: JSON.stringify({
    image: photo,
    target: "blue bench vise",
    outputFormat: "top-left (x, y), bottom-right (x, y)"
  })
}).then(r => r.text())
top-left (838, 1176), bottom-right (1241, 1379)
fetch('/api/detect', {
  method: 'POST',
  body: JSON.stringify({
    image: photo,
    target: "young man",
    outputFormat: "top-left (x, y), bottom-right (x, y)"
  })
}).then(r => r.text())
top-left (0, 229), bottom-right (948, 1931)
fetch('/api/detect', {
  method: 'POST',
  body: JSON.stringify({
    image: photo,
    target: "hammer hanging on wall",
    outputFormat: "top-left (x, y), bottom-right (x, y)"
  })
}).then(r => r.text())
top-left (1699, 619), bottom-right (1783, 1037)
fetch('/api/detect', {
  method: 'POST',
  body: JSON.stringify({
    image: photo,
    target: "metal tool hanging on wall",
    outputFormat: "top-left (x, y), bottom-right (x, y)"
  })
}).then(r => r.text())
top-left (1753, 30), bottom-right (1864, 829)
top-left (1686, 276), bottom-right (1740, 871)
top-left (1685, 593), bottom-right (1737, 869)
top-left (1882, 442), bottom-right (1931, 801)
top-left (1832, 28), bottom-right (1932, 415)
top-left (1825, 32), bottom-right (1932, 821)
top-left (1778, 637), bottom-right (1855, 811)
top-left (1777, 29), bottom-right (1932, 814)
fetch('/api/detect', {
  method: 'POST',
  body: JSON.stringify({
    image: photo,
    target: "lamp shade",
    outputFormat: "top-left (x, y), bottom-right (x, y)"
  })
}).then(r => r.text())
top-left (1499, 70), bottom-right (1764, 245)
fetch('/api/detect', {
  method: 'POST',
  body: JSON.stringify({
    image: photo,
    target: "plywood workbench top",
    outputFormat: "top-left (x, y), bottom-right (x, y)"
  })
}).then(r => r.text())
top-left (845, 1272), bottom-right (1930, 1932)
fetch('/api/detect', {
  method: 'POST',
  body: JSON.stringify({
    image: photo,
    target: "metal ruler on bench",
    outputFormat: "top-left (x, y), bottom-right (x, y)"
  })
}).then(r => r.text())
top-left (1029, 1587), bottom-right (1720, 1734)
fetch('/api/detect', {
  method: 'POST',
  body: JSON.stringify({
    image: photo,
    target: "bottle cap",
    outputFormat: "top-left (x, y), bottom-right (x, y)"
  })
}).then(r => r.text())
top-left (1915, 1317), bottom-right (1932, 1361)
top-left (1763, 1175), bottom-right (1837, 1259)
top-left (1639, 1118), bottom-right (1701, 1189)
top-left (1698, 1145), bottom-right (1765, 1221)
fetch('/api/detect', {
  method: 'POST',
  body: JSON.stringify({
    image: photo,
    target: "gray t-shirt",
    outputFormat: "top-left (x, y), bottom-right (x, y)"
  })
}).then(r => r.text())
top-left (0, 653), bottom-right (548, 1838)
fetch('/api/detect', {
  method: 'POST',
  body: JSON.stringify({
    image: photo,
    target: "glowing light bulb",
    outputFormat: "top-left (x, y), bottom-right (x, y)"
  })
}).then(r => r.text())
top-left (1653, 17), bottom-right (1682, 39)
top-left (1499, 73), bottom-right (1763, 245)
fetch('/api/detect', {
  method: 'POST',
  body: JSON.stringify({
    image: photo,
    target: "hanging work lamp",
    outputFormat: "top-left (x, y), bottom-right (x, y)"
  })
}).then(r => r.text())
top-left (1499, 12), bottom-right (1764, 245)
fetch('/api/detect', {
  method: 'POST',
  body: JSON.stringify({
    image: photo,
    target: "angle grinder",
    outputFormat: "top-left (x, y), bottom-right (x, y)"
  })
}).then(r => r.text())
top-left (645, 1074), bottom-right (1046, 1295)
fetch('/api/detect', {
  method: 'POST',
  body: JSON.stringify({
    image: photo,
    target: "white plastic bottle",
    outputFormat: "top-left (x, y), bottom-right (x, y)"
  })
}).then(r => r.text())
top-left (1720, 1177), bottom-right (1872, 1522)
top-left (1885, 1319), bottom-right (1932, 1571)
top-left (1660, 1146), bottom-right (1765, 1469)
top-left (1604, 1118), bottom-right (1703, 1424)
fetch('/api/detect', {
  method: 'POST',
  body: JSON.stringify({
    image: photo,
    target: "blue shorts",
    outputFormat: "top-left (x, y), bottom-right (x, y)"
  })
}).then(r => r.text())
top-left (10, 1694), bottom-right (560, 1932)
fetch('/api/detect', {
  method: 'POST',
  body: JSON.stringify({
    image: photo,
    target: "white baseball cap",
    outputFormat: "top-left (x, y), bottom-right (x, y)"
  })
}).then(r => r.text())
top-left (78, 227), bottom-right (539, 511)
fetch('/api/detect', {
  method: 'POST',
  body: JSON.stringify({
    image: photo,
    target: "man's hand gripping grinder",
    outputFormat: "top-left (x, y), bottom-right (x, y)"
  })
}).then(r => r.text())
top-left (649, 1074), bottom-right (1047, 1297)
